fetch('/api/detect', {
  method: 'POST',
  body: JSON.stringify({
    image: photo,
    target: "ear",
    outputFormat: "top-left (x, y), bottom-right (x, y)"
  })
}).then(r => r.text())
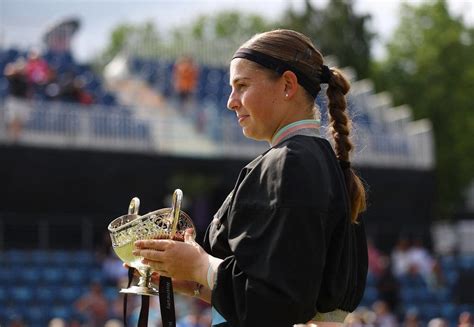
top-left (281, 70), bottom-right (298, 100)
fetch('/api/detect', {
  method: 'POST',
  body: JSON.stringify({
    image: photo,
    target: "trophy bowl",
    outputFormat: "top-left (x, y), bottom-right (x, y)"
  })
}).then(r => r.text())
top-left (108, 189), bottom-right (195, 296)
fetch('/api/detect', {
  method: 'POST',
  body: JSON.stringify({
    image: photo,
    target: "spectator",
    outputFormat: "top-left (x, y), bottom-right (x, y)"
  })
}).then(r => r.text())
top-left (48, 318), bottom-right (67, 327)
top-left (407, 238), bottom-right (434, 280)
top-left (402, 309), bottom-right (421, 327)
top-left (391, 237), bottom-right (412, 277)
top-left (3, 58), bottom-right (30, 141)
top-left (74, 281), bottom-right (109, 327)
top-left (427, 318), bottom-right (448, 327)
top-left (24, 49), bottom-right (53, 98)
top-left (104, 319), bottom-right (125, 327)
top-left (426, 258), bottom-right (447, 292)
top-left (172, 55), bottom-right (199, 113)
top-left (376, 255), bottom-right (400, 312)
top-left (372, 300), bottom-right (399, 327)
top-left (459, 311), bottom-right (473, 327)
top-left (368, 237), bottom-right (384, 278)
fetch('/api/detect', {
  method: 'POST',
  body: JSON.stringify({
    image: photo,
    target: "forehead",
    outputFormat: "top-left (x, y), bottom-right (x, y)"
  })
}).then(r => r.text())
top-left (229, 58), bottom-right (266, 82)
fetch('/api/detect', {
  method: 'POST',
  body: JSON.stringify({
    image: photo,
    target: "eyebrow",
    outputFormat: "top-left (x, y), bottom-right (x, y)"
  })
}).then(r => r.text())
top-left (230, 76), bottom-right (251, 86)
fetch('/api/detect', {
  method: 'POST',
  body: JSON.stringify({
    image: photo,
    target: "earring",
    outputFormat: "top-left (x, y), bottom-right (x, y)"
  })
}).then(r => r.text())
top-left (285, 93), bottom-right (289, 98)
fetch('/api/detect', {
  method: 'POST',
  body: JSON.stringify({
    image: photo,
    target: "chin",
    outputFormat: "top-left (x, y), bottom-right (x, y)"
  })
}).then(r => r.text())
top-left (242, 129), bottom-right (267, 142)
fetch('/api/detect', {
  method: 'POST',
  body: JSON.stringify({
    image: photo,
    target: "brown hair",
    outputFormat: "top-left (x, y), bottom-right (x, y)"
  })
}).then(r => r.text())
top-left (239, 29), bottom-right (366, 222)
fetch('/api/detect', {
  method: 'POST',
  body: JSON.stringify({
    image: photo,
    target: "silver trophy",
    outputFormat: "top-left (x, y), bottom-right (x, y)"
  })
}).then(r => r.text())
top-left (108, 189), bottom-right (195, 296)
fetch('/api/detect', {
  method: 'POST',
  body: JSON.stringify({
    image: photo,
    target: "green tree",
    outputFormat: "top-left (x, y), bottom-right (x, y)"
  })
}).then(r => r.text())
top-left (281, 0), bottom-right (374, 79)
top-left (98, 11), bottom-right (274, 65)
top-left (371, 0), bottom-right (474, 217)
top-left (168, 10), bottom-right (276, 64)
top-left (100, 21), bottom-right (161, 62)
top-left (172, 10), bottom-right (274, 42)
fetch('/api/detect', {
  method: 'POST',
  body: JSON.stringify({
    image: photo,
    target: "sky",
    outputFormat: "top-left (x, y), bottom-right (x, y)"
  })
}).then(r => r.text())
top-left (0, 0), bottom-right (473, 62)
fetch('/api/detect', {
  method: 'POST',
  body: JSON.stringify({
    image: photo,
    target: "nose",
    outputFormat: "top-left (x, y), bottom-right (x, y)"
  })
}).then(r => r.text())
top-left (227, 89), bottom-right (240, 111)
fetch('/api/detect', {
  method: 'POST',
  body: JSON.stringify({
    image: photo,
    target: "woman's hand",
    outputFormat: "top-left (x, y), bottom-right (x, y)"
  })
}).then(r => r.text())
top-left (150, 273), bottom-right (212, 303)
top-left (133, 229), bottom-right (209, 286)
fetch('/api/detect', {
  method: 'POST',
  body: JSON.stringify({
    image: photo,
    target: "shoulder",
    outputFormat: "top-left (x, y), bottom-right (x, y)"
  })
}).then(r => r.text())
top-left (263, 136), bottom-right (336, 177)
top-left (258, 136), bottom-right (341, 207)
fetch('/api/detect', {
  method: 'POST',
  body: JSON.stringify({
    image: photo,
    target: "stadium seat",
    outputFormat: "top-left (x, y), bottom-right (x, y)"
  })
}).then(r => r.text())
top-left (22, 304), bottom-right (48, 326)
top-left (57, 285), bottom-right (84, 302)
top-left (459, 255), bottom-right (474, 270)
top-left (0, 267), bottom-right (15, 286)
top-left (41, 266), bottom-right (65, 284)
top-left (50, 250), bottom-right (71, 265)
top-left (50, 305), bottom-right (73, 320)
top-left (0, 286), bottom-right (8, 304)
top-left (21, 266), bottom-right (42, 285)
top-left (440, 255), bottom-right (458, 271)
top-left (64, 267), bottom-right (89, 285)
top-left (35, 286), bottom-right (58, 304)
top-left (440, 303), bottom-right (457, 322)
top-left (4, 249), bottom-right (30, 265)
top-left (30, 250), bottom-right (51, 265)
top-left (9, 286), bottom-right (34, 304)
top-left (419, 303), bottom-right (441, 321)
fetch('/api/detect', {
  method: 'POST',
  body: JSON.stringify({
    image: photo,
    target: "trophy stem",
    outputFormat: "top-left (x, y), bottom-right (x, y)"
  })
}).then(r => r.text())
top-left (138, 266), bottom-right (152, 288)
top-left (120, 266), bottom-right (159, 296)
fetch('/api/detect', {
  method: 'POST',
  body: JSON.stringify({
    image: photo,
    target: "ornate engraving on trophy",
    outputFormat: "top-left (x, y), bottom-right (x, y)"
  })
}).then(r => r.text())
top-left (108, 189), bottom-right (195, 296)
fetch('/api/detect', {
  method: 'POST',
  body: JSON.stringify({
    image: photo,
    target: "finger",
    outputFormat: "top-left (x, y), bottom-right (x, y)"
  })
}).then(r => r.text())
top-left (184, 228), bottom-right (195, 244)
top-left (133, 248), bottom-right (165, 262)
top-left (134, 239), bottom-right (171, 250)
top-left (146, 260), bottom-right (170, 276)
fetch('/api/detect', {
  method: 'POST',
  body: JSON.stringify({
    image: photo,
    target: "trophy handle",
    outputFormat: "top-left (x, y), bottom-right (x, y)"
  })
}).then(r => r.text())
top-left (128, 197), bottom-right (140, 215)
top-left (169, 189), bottom-right (182, 239)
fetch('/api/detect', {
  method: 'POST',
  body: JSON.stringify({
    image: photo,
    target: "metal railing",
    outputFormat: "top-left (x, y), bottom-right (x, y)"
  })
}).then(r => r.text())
top-left (0, 96), bottom-right (434, 169)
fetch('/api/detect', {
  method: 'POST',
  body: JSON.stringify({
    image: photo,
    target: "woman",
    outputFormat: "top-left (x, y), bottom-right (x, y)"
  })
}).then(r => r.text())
top-left (134, 29), bottom-right (368, 327)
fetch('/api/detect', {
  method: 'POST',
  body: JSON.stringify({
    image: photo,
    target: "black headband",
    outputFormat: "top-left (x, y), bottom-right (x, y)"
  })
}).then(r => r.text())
top-left (232, 48), bottom-right (331, 99)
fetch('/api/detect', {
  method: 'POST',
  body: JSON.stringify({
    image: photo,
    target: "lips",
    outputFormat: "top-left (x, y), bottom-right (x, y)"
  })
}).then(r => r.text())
top-left (237, 115), bottom-right (249, 123)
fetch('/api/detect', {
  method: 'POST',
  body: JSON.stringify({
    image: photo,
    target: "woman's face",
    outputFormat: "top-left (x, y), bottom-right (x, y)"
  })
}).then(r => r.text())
top-left (227, 58), bottom-right (285, 142)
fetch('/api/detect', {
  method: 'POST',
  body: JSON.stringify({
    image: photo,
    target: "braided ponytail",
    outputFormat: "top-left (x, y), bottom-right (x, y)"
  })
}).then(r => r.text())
top-left (326, 68), bottom-right (367, 223)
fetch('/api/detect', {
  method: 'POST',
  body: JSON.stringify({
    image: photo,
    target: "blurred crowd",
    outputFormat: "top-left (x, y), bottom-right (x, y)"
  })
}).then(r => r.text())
top-left (2, 234), bottom-right (473, 327)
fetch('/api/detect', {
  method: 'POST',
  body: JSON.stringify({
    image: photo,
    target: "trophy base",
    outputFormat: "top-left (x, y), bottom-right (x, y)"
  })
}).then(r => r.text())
top-left (120, 286), bottom-right (160, 296)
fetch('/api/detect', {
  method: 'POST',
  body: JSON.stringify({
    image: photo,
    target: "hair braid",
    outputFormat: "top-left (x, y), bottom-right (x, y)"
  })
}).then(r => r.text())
top-left (326, 68), bottom-right (367, 223)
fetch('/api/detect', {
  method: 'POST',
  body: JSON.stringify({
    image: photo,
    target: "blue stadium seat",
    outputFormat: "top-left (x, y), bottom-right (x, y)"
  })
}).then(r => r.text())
top-left (4, 249), bottom-right (30, 265)
top-left (440, 303), bottom-right (457, 322)
top-left (0, 267), bottom-right (15, 286)
top-left (50, 305), bottom-right (73, 320)
top-left (0, 286), bottom-right (8, 304)
top-left (41, 267), bottom-right (65, 284)
top-left (400, 287), bottom-right (417, 305)
top-left (50, 250), bottom-right (71, 265)
top-left (58, 285), bottom-right (84, 302)
top-left (0, 77), bottom-right (9, 100)
top-left (440, 255), bottom-right (458, 272)
top-left (459, 255), bottom-right (474, 270)
top-left (362, 285), bottom-right (378, 304)
top-left (64, 267), bottom-right (89, 285)
top-left (399, 273), bottom-right (427, 288)
top-left (104, 286), bottom-right (120, 301)
top-left (21, 266), bottom-right (42, 285)
top-left (22, 304), bottom-right (48, 326)
top-left (420, 303), bottom-right (441, 321)
top-left (71, 250), bottom-right (97, 266)
top-left (445, 270), bottom-right (459, 286)
top-left (434, 287), bottom-right (451, 302)
top-left (9, 286), bottom-right (34, 304)
top-left (31, 250), bottom-right (51, 265)
top-left (35, 286), bottom-right (58, 304)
